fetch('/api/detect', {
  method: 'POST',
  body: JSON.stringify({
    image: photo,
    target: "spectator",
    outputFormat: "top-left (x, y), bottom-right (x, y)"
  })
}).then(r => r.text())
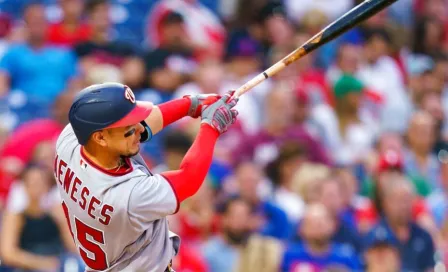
top-left (362, 152), bottom-right (439, 241)
top-left (291, 163), bottom-right (330, 206)
top-left (237, 87), bottom-right (329, 168)
top-left (407, 54), bottom-right (437, 107)
top-left (232, 161), bottom-right (290, 240)
top-left (426, 145), bottom-right (448, 231)
top-left (366, 175), bottom-right (436, 272)
top-left (166, 186), bottom-right (210, 272)
top-left (201, 197), bottom-right (253, 272)
top-left (171, 241), bottom-right (208, 272)
top-left (363, 149), bottom-right (432, 201)
top-left (0, 164), bottom-right (81, 271)
top-left (434, 53), bottom-right (448, 89)
top-left (335, 167), bottom-right (376, 234)
top-left (357, 27), bottom-right (411, 133)
top-left (427, 168), bottom-right (448, 230)
top-left (404, 111), bottom-right (442, 192)
top-left (144, 11), bottom-right (196, 100)
top-left (221, 29), bottom-right (267, 134)
top-left (419, 91), bottom-right (447, 155)
top-left (315, 175), bottom-right (363, 254)
top-left (172, 180), bottom-right (216, 246)
top-left (146, 0), bottom-right (226, 61)
top-left (311, 74), bottom-right (377, 165)
top-left (262, 2), bottom-right (295, 50)
top-left (363, 226), bottom-right (401, 272)
top-left (412, 16), bottom-right (445, 56)
top-left (419, 0), bottom-right (448, 26)
top-left (440, 217), bottom-right (448, 270)
top-left (47, 0), bottom-right (91, 47)
top-left (326, 43), bottom-right (363, 87)
top-left (174, 60), bottom-right (225, 98)
top-left (388, 0), bottom-right (414, 27)
top-left (236, 234), bottom-right (283, 272)
top-left (0, 12), bottom-right (13, 58)
top-left (4, 141), bottom-right (60, 224)
top-left (152, 129), bottom-right (193, 173)
top-left (0, 2), bottom-right (78, 116)
top-left (282, 203), bottom-right (361, 271)
top-left (74, 0), bottom-right (144, 88)
top-left (292, 91), bottom-right (329, 147)
top-left (0, 89), bottom-right (76, 206)
top-left (284, 0), bottom-right (353, 23)
top-left (265, 142), bottom-right (308, 223)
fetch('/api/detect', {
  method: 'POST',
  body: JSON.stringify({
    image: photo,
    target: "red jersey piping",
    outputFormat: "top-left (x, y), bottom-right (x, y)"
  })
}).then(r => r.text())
top-left (80, 147), bottom-right (133, 177)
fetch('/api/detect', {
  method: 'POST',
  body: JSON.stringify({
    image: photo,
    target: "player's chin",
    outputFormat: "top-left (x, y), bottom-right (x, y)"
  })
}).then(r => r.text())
top-left (130, 146), bottom-right (140, 156)
top-left (123, 148), bottom-right (139, 158)
top-left (124, 144), bottom-right (140, 158)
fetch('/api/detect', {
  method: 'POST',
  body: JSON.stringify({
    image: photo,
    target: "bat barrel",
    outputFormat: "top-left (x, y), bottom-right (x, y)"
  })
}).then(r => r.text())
top-left (303, 0), bottom-right (399, 53)
top-left (234, 0), bottom-right (400, 98)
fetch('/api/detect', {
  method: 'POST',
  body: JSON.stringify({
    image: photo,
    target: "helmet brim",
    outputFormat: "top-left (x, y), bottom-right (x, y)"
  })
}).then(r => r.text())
top-left (106, 101), bottom-right (153, 129)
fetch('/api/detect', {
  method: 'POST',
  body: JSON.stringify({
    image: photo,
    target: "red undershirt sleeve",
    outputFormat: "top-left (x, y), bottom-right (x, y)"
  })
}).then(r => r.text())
top-left (160, 124), bottom-right (219, 203)
top-left (158, 97), bottom-right (191, 128)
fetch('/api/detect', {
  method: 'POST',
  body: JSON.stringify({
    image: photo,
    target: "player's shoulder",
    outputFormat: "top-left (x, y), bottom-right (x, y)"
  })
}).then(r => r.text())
top-left (57, 123), bottom-right (75, 143)
top-left (127, 170), bottom-right (167, 188)
top-left (56, 124), bottom-right (78, 152)
top-left (125, 170), bottom-right (174, 202)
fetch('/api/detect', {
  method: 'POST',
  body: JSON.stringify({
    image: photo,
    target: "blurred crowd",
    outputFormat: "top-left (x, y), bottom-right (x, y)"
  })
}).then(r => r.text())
top-left (0, 0), bottom-right (448, 271)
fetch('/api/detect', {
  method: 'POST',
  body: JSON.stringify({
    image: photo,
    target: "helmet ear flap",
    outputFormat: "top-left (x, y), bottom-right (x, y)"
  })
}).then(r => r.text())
top-left (140, 121), bottom-right (152, 143)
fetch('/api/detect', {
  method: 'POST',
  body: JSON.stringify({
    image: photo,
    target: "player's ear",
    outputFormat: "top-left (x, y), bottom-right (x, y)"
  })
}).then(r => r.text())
top-left (91, 131), bottom-right (108, 147)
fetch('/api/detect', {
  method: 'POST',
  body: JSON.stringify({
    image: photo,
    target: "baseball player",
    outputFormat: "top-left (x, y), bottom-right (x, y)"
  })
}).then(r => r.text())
top-left (54, 82), bottom-right (238, 272)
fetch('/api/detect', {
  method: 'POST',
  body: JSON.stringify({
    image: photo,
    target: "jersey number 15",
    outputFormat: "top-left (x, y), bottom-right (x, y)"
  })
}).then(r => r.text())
top-left (62, 201), bottom-right (108, 270)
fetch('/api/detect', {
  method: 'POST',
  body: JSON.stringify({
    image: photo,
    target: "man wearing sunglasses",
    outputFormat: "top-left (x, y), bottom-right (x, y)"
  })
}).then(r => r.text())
top-left (54, 82), bottom-right (238, 272)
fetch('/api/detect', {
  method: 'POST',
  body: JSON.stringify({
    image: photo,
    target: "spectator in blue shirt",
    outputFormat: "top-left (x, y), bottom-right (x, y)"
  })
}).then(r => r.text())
top-left (317, 176), bottom-right (363, 253)
top-left (0, 2), bottom-right (77, 116)
top-left (363, 225), bottom-right (401, 272)
top-left (366, 174), bottom-right (436, 272)
top-left (232, 161), bottom-right (290, 240)
top-left (282, 203), bottom-right (361, 272)
top-left (201, 197), bottom-right (253, 272)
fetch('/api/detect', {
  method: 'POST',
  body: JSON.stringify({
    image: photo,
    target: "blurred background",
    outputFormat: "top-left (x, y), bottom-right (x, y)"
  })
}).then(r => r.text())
top-left (0, 0), bottom-right (447, 271)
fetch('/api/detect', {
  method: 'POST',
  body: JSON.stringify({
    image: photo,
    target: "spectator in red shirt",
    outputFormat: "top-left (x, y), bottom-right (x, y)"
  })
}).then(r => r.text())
top-left (47, 0), bottom-right (91, 47)
top-left (0, 89), bottom-right (77, 207)
top-left (412, 16), bottom-right (446, 56)
top-left (146, 0), bottom-right (226, 61)
top-left (414, 0), bottom-right (448, 52)
top-left (172, 242), bottom-right (208, 272)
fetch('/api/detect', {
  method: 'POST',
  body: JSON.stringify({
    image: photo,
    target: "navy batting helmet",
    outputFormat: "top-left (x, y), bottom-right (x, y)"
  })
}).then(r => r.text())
top-left (69, 82), bottom-right (153, 145)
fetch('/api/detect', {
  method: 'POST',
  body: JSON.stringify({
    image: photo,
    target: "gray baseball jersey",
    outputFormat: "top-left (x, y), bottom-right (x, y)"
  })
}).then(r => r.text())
top-left (54, 124), bottom-right (180, 272)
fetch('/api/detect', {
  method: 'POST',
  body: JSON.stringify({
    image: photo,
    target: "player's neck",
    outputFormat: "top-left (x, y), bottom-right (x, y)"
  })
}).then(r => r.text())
top-left (83, 145), bottom-right (121, 170)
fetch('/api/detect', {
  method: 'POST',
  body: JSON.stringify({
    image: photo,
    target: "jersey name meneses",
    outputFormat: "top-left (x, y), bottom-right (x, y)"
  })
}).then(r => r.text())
top-left (54, 124), bottom-right (180, 272)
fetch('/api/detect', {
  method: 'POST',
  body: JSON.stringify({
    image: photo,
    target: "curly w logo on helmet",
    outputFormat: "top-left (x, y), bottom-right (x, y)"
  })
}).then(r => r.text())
top-left (124, 86), bottom-right (136, 104)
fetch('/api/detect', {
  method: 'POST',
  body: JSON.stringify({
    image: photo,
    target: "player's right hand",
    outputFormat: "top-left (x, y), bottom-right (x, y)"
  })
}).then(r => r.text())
top-left (200, 91), bottom-right (238, 134)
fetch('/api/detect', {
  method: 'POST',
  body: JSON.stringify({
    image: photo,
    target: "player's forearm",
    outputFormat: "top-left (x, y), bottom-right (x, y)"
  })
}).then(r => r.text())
top-left (161, 124), bottom-right (219, 202)
top-left (158, 97), bottom-right (191, 128)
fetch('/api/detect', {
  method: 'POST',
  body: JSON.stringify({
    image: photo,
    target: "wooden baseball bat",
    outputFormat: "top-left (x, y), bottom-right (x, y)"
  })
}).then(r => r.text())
top-left (233, 0), bottom-right (399, 99)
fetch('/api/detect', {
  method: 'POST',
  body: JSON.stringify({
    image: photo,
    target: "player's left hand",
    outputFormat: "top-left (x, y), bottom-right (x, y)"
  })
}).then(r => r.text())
top-left (185, 93), bottom-right (221, 118)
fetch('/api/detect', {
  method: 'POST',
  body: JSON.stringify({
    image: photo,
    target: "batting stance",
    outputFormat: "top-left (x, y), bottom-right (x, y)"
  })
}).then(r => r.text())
top-left (54, 82), bottom-right (238, 272)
